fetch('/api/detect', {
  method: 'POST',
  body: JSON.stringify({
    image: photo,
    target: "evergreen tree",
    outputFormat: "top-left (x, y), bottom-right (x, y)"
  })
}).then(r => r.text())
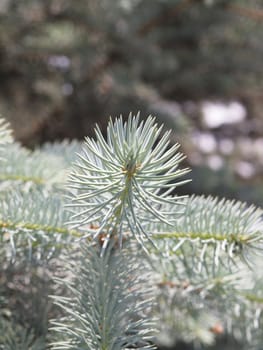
top-left (0, 114), bottom-right (262, 349)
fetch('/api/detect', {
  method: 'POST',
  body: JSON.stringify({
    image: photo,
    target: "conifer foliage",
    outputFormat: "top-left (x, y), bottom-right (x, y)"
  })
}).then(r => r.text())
top-left (0, 115), bottom-right (262, 349)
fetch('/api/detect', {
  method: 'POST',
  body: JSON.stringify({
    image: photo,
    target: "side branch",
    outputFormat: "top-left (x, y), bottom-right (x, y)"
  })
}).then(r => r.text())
top-left (153, 231), bottom-right (250, 244)
top-left (0, 219), bottom-right (81, 238)
top-left (0, 174), bottom-right (45, 185)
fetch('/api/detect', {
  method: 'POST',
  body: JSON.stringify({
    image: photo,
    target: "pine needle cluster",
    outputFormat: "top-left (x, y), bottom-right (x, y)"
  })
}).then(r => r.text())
top-left (0, 114), bottom-right (262, 349)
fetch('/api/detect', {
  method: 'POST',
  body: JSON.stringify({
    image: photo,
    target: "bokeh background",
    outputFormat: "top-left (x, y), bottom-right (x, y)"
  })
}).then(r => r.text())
top-left (1, 0), bottom-right (263, 204)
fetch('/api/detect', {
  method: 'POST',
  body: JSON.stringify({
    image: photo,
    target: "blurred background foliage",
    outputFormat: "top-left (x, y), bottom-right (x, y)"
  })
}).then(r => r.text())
top-left (0, 0), bottom-right (263, 200)
top-left (0, 2), bottom-right (263, 349)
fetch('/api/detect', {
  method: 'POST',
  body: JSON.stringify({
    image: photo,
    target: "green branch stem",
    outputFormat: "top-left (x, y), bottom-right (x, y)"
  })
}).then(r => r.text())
top-left (0, 174), bottom-right (45, 185)
top-left (0, 219), bottom-right (81, 238)
top-left (153, 232), bottom-right (251, 243)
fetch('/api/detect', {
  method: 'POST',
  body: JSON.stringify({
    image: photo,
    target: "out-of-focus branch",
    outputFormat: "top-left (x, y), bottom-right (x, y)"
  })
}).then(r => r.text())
top-left (137, 0), bottom-right (193, 36)
top-left (227, 4), bottom-right (263, 21)
top-left (138, 1), bottom-right (263, 37)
